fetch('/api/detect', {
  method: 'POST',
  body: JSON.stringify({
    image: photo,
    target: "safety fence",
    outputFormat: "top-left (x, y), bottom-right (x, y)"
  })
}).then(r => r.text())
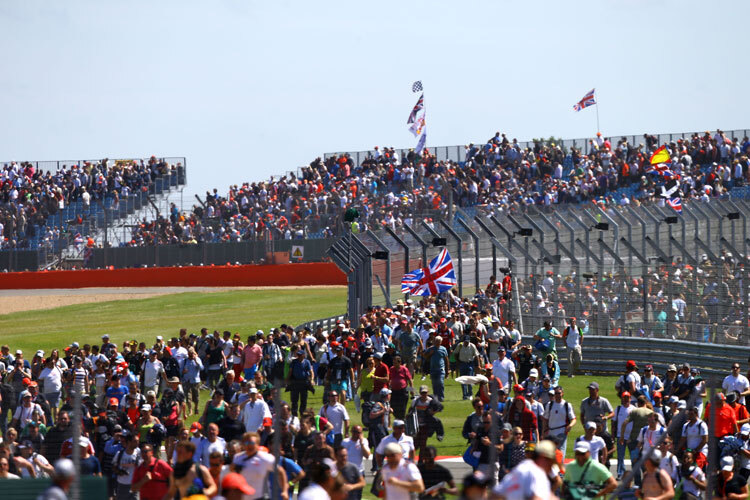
top-left (336, 196), bottom-right (750, 347)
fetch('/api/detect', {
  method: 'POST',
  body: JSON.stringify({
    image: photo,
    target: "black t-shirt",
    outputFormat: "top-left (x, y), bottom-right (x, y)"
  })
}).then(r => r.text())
top-left (218, 416), bottom-right (246, 443)
top-left (717, 474), bottom-right (746, 497)
top-left (327, 356), bottom-right (352, 382)
top-left (417, 463), bottom-right (453, 500)
top-left (338, 463), bottom-right (363, 500)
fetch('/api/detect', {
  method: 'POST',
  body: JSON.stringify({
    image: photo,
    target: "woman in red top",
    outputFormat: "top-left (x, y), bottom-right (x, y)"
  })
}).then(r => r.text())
top-left (388, 356), bottom-right (413, 420)
top-left (504, 396), bottom-right (538, 442)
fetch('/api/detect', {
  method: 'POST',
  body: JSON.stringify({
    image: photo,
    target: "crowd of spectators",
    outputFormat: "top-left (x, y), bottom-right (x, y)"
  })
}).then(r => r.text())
top-left (2, 281), bottom-right (750, 499)
top-left (0, 157), bottom-right (180, 250)
top-left (125, 129), bottom-right (750, 248)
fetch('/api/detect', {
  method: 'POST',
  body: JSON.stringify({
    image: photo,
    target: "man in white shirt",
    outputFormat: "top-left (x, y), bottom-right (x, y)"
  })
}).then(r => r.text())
top-left (678, 406), bottom-right (708, 459)
top-left (575, 421), bottom-right (607, 463)
top-left (374, 420), bottom-right (415, 468)
top-left (240, 388), bottom-right (271, 433)
top-left (341, 425), bottom-right (370, 474)
top-left (543, 386), bottom-right (577, 458)
top-left (379, 443), bottom-right (423, 500)
top-left (197, 423), bottom-right (227, 466)
top-left (319, 391), bottom-right (350, 447)
top-left (141, 351), bottom-right (165, 395)
top-left (495, 440), bottom-right (556, 500)
top-left (491, 347), bottom-right (515, 389)
top-left (723, 363), bottom-right (750, 405)
top-left (232, 432), bottom-right (285, 500)
top-left (563, 317), bottom-right (582, 377)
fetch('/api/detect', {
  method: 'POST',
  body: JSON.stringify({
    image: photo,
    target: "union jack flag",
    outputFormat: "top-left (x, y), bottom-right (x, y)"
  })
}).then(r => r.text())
top-left (666, 197), bottom-right (682, 213)
top-left (646, 163), bottom-right (675, 178)
top-left (401, 248), bottom-right (457, 296)
top-left (407, 94), bottom-right (424, 124)
top-left (573, 89), bottom-right (596, 112)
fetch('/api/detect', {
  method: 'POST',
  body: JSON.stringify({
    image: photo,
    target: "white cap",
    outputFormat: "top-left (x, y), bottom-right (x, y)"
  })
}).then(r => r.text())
top-left (15, 349), bottom-right (22, 355)
top-left (574, 440), bottom-right (590, 453)
top-left (77, 436), bottom-right (91, 448)
top-left (141, 404), bottom-right (152, 412)
top-left (249, 388), bottom-right (259, 394)
top-left (156, 336), bottom-right (163, 340)
top-left (585, 421), bottom-right (597, 430)
top-left (256, 330), bottom-right (264, 335)
top-left (54, 458), bottom-right (76, 479)
top-left (741, 423), bottom-right (750, 435)
top-left (722, 455), bottom-right (734, 471)
top-left (529, 369), bottom-right (538, 378)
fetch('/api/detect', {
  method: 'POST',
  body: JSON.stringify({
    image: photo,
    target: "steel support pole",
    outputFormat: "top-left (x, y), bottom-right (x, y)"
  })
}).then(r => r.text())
top-left (366, 229), bottom-right (392, 307)
top-left (439, 219), bottom-right (464, 296)
top-left (403, 223), bottom-right (428, 266)
top-left (474, 217), bottom-right (497, 278)
top-left (384, 226), bottom-right (410, 278)
top-left (455, 218), bottom-right (481, 294)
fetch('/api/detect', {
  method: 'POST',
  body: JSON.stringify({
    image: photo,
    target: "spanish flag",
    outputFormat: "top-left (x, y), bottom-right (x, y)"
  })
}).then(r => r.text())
top-left (649, 145), bottom-right (670, 165)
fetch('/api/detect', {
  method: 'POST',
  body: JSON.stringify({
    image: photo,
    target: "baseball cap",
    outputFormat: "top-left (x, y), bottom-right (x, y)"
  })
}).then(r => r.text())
top-left (502, 423), bottom-right (513, 432)
top-left (18, 440), bottom-right (33, 449)
top-left (249, 388), bottom-right (259, 394)
top-left (419, 385), bottom-right (429, 393)
top-left (497, 346), bottom-right (506, 352)
top-left (296, 349), bottom-right (305, 356)
top-left (393, 419), bottom-right (405, 427)
top-left (263, 417), bottom-right (273, 427)
top-left (15, 349), bottom-right (22, 355)
top-left (529, 368), bottom-right (538, 378)
top-left (373, 352), bottom-right (383, 360)
top-left (534, 440), bottom-right (557, 459)
top-left (78, 436), bottom-right (91, 448)
top-left (621, 391), bottom-right (631, 398)
top-left (584, 421), bottom-right (597, 431)
top-left (168, 376), bottom-right (180, 384)
top-left (484, 363), bottom-right (492, 370)
top-left (722, 456), bottom-right (735, 471)
top-left (141, 404), bottom-right (152, 412)
top-left (380, 388), bottom-right (392, 396)
top-left (222, 472), bottom-right (256, 495)
top-left (156, 335), bottom-right (163, 341)
top-left (667, 364), bottom-right (677, 372)
top-left (190, 422), bottom-right (202, 433)
top-left (626, 360), bottom-right (637, 369)
top-left (587, 382), bottom-right (599, 390)
top-left (574, 440), bottom-right (590, 453)
top-left (649, 449), bottom-right (663, 464)
top-left (462, 471), bottom-right (491, 489)
top-left (741, 423), bottom-right (750, 435)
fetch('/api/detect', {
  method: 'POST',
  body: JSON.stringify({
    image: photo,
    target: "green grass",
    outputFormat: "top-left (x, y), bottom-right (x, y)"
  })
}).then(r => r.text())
top-left (0, 288), bottom-right (346, 354)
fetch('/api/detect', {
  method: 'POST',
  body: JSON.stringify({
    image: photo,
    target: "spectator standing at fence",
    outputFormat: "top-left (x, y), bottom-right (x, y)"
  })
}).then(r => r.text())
top-left (562, 317), bottom-right (582, 377)
top-left (723, 362), bottom-right (750, 405)
top-left (533, 321), bottom-right (562, 360)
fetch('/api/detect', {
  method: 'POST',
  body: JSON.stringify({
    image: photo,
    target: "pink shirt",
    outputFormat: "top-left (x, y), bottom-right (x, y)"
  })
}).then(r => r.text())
top-left (243, 344), bottom-right (262, 369)
top-left (389, 365), bottom-right (412, 391)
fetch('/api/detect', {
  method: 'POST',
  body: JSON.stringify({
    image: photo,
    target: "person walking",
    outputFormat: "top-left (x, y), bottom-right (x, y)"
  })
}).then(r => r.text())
top-left (454, 335), bottom-right (480, 400)
top-left (287, 349), bottom-right (314, 417)
top-left (423, 337), bottom-right (449, 403)
top-left (563, 317), bottom-right (583, 377)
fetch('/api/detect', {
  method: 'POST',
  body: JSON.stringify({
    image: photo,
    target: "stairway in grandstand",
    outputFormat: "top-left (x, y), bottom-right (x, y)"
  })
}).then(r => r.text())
top-left (38, 162), bottom-right (186, 269)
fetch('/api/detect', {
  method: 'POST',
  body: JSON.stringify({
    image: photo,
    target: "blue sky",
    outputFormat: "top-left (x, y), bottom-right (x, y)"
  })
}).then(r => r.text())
top-left (1, 1), bottom-right (747, 204)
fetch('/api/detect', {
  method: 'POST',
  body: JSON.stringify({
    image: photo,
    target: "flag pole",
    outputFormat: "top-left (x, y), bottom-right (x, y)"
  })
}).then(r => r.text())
top-left (595, 101), bottom-right (600, 134)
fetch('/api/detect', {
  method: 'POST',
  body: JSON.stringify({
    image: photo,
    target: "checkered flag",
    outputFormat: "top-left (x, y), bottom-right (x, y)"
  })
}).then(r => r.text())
top-left (412, 81), bottom-right (423, 93)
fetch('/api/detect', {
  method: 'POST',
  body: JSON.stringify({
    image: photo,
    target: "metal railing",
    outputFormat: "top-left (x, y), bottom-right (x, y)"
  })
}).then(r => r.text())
top-left (344, 197), bottom-right (750, 346)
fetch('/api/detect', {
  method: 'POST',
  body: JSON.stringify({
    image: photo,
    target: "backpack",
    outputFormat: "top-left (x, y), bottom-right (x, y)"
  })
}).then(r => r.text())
top-left (361, 400), bottom-right (375, 427)
top-left (160, 399), bottom-right (179, 427)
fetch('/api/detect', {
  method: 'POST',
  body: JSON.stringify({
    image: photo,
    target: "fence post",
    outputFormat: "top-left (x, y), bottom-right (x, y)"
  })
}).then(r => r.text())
top-left (402, 223), bottom-right (428, 267)
top-left (439, 219), bottom-right (464, 297)
top-left (366, 230), bottom-right (391, 307)
top-left (474, 216), bottom-right (497, 278)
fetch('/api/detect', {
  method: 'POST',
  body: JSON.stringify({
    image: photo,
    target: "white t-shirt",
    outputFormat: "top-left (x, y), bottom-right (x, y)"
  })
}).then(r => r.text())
top-left (232, 450), bottom-right (276, 500)
top-left (614, 404), bottom-right (634, 439)
top-left (723, 374), bottom-right (750, 405)
top-left (380, 459), bottom-right (422, 500)
top-left (13, 403), bottom-right (42, 427)
top-left (298, 482), bottom-right (331, 500)
top-left (39, 367), bottom-right (63, 394)
top-left (115, 448), bottom-right (142, 485)
top-left (319, 404), bottom-right (350, 435)
top-left (375, 434), bottom-right (415, 458)
top-left (576, 435), bottom-right (606, 462)
top-left (141, 360), bottom-right (164, 388)
top-left (241, 399), bottom-right (272, 433)
top-left (564, 326), bottom-right (581, 349)
top-left (198, 437), bottom-right (227, 466)
top-left (341, 437), bottom-right (370, 471)
top-left (496, 458), bottom-right (551, 500)
top-left (637, 425), bottom-right (666, 456)
top-left (544, 400), bottom-right (575, 434)
top-left (21, 452), bottom-right (50, 478)
top-left (492, 357), bottom-right (515, 388)
top-left (680, 465), bottom-right (705, 497)
top-left (681, 419), bottom-right (709, 456)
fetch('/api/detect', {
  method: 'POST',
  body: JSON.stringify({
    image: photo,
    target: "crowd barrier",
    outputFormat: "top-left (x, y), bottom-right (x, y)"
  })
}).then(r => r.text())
top-left (522, 335), bottom-right (750, 385)
top-left (0, 262), bottom-right (347, 289)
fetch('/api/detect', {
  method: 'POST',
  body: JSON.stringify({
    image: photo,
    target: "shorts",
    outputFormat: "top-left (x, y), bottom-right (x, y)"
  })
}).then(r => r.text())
top-left (243, 365), bottom-right (258, 380)
top-left (44, 392), bottom-right (61, 408)
top-left (330, 380), bottom-right (348, 393)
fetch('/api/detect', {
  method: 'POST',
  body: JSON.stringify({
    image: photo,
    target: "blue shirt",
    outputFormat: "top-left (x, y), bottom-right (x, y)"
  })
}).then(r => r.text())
top-left (183, 358), bottom-right (203, 384)
top-left (269, 457), bottom-right (302, 498)
top-left (290, 359), bottom-right (312, 381)
top-left (429, 346), bottom-right (448, 376)
top-left (105, 385), bottom-right (129, 406)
